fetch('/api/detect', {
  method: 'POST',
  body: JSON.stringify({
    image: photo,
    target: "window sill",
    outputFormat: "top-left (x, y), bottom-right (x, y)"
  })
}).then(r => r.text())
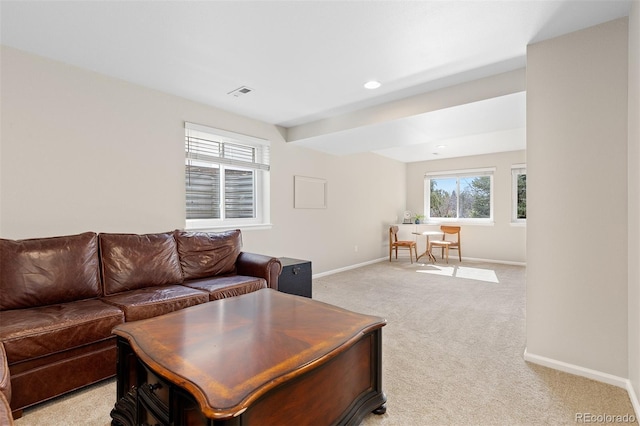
top-left (419, 220), bottom-right (495, 227)
top-left (184, 223), bottom-right (273, 232)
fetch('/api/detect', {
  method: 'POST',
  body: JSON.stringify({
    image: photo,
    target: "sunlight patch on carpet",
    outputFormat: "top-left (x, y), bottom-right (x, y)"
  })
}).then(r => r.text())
top-left (416, 265), bottom-right (499, 283)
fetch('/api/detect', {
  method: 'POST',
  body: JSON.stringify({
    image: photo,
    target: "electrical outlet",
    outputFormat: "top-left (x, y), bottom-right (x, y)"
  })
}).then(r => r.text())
top-left (354, 245), bottom-right (358, 252)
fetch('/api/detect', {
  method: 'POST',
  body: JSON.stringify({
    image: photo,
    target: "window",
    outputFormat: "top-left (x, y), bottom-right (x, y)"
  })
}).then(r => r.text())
top-left (185, 122), bottom-right (270, 229)
top-left (512, 164), bottom-right (526, 223)
top-left (424, 168), bottom-right (494, 223)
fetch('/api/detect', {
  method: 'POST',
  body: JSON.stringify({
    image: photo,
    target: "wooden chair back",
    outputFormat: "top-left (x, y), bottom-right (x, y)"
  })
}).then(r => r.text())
top-left (389, 226), bottom-right (400, 244)
top-left (440, 226), bottom-right (460, 243)
top-left (388, 226), bottom-right (417, 263)
top-left (428, 225), bottom-right (462, 263)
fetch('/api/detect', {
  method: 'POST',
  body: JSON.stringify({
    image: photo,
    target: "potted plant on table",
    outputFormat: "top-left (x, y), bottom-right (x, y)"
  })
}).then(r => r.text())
top-left (414, 214), bottom-right (425, 224)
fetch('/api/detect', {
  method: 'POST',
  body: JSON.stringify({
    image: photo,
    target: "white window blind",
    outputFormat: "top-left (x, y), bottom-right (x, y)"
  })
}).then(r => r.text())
top-left (185, 122), bottom-right (270, 227)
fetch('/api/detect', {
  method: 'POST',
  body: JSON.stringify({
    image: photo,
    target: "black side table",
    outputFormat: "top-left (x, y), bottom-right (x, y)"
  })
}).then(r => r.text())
top-left (278, 258), bottom-right (312, 298)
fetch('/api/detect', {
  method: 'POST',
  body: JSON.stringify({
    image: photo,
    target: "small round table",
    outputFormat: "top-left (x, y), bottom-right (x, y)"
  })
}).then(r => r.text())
top-left (412, 231), bottom-right (444, 262)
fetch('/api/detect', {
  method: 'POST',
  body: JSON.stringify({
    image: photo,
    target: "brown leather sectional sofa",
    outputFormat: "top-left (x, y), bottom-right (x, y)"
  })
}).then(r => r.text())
top-left (0, 229), bottom-right (282, 420)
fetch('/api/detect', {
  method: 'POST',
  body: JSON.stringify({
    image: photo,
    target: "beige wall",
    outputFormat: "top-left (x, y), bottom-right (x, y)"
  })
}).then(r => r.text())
top-left (628, 0), bottom-right (640, 412)
top-left (526, 18), bottom-right (629, 379)
top-left (0, 46), bottom-right (406, 274)
top-left (406, 150), bottom-right (527, 264)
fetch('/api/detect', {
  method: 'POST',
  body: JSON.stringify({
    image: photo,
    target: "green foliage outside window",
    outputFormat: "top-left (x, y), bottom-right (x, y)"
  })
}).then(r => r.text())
top-left (430, 179), bottom-right (455, 218)
top-left (429, 175), bottom-right (491, 220)
top-left (517, 174), bottom-right (526, 219)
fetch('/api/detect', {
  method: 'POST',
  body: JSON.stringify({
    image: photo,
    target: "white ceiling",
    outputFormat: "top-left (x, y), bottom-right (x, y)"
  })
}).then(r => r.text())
top-left (0, 0), bottom-right (632, 162)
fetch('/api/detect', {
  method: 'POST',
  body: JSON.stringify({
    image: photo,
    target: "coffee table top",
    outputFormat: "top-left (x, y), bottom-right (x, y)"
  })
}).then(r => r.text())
top-left (112, 288), bottom-right (386, 419)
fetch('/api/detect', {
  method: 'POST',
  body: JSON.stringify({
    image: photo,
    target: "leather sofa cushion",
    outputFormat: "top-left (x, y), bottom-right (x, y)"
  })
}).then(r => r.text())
top-left (101, 285), bottom-right (209, 322)
top-left (0, 232), bottom-right (101, 310)
top-left (0, 299), bottom-right (124, 364)
top-left (100, 232), bottom-right (183, 295)
top-left (183, 275), bottom-right (267, 301)
top-left (174, 229), bottom-right (242, 280)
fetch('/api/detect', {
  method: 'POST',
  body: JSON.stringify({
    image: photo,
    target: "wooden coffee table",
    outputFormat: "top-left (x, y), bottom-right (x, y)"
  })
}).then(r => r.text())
top-left (110, 288), bottom-right (386, 426)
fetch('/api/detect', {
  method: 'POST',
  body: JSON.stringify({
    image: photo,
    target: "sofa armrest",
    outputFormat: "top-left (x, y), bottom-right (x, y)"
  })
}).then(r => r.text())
top-left (0, 342), bottom-right (10, 405)
top-left (236, 253), bottom-right (282, 290)
top-left (0, 392), bottom-right (13, 426)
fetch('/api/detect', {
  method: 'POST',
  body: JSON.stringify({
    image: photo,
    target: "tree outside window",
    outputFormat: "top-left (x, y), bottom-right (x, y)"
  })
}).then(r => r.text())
top-left (426, 171), bottom-right (493, 222)
top-left (512, 165), bottom-right (526, 222)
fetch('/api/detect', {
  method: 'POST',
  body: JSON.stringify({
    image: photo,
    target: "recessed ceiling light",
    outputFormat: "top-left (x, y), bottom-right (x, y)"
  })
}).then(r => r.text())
top-left (364, 80), bottom-right (381, 89)
top-left (436, 145), bottom-right (447, 149)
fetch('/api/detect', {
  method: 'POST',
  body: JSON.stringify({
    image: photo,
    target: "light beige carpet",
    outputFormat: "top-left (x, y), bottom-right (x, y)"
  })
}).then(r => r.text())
top-left (14, 260), bottom-right (638, 425)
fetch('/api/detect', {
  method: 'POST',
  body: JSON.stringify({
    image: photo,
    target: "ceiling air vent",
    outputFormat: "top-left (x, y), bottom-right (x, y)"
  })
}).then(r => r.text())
top-left (228, 86), bottom-right (254, 97)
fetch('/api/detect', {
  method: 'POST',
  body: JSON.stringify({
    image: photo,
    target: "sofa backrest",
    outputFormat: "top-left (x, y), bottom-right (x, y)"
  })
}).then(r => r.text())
top-left (0, 232), bottom-right (101, 310)
top-left (174, 229), bottom-right (242, 280)
top-left (99, 232), bottom-right (183, 296)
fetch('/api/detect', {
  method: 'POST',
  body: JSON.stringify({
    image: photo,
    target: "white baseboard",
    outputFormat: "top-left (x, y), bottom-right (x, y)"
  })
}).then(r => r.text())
top-left (524, 348), bottom-right (639, 419)
top-left (312, 256), bottom-right (525, 279)
top-left (523, 348), bottom-right (628, 388)
top-left (460, 256), bottom-right (527, 266)
top-left (312, 257), bottom-right (387, 279)
top-left (628, 380), bottom-right (640, 421)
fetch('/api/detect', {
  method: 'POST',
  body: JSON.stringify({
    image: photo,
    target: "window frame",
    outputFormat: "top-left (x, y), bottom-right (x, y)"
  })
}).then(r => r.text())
top-left (511, 164), bottom-right (527, 225)
top-left (424, 167), bottom-right (495, 225)
top-left (185, 122), bottom-right (271, 230)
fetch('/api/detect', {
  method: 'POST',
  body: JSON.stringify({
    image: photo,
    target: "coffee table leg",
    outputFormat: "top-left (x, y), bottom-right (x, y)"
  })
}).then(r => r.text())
top-left (373, 403), bottom-right (387, 415)
top-left (110, 387), bottom-right (137, 426)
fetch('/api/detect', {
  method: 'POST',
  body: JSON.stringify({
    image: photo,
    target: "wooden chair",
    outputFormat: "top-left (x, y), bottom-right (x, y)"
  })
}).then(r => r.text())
top-left (389, 226), bottom-right (418, 263)
top-left (428, 226), bottom-right (461, 263)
